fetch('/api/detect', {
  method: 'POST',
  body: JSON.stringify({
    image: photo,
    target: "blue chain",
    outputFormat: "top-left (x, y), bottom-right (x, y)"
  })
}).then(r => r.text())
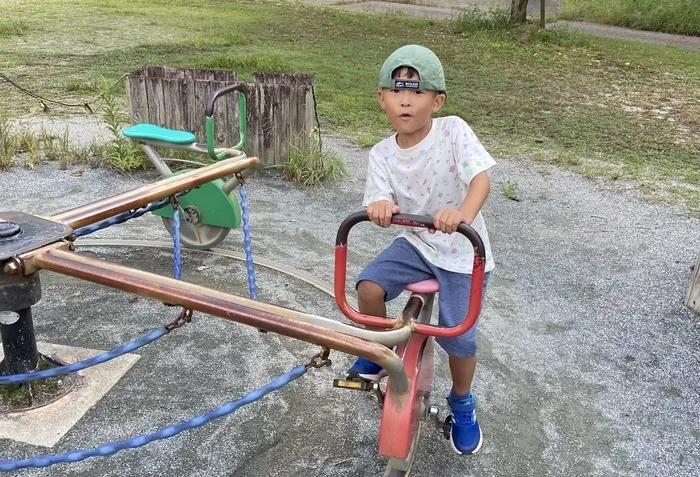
top-left (0, 365), bottom-right (307, 472)
top-left (0, 197), bottom-right (188, 385)
top-left (238, 179), bottom-right (258, 300)
top-left (172, 205), bottom-right (182, 280)
top-left (74, 198), bottom-right (171, 238)
top-left (0, 327), bottom-right (167, 385)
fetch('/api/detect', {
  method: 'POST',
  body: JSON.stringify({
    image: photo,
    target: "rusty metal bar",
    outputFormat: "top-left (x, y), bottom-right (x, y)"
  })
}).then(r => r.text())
top-left (49, 156), bottom-right (259, 229)
top-left (32, 249), bottom-right (410, 395)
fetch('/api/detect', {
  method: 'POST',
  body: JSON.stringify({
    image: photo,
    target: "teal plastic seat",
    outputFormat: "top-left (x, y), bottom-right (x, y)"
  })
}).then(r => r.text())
top-left (123, 124), bottom-right (197, 145)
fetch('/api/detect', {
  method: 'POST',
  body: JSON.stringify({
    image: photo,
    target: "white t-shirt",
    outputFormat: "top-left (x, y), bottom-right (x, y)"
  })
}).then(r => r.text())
top-left (363, 116), bottom-right (496, 274)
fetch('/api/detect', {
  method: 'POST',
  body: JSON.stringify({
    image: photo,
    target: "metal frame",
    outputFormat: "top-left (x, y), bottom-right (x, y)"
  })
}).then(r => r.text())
top-left (1, 157), bottom-right (488, 471)
top-left (3, 158), bottom-right (412, 395)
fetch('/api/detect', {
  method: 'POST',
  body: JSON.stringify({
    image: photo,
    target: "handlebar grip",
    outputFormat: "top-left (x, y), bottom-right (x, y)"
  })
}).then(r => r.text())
top-left (205, 84), bottom-right (248, 160)
top-left (335, 211), bottom-right (486, 261)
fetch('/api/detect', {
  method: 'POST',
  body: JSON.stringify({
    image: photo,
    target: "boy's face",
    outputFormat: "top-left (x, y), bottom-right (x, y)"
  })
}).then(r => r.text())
top-left (377, 69), bottom-right (445, 138)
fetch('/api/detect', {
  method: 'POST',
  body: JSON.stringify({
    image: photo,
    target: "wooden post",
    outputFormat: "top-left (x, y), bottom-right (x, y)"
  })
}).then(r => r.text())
top-left (685, 253), bottom-right (700, 314)
top-left (248, 73), bottom-right (316, 167)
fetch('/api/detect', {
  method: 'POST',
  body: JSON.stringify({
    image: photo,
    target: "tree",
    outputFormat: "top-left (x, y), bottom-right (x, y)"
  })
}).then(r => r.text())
top-left (511, 0), bottom-right (529, 25)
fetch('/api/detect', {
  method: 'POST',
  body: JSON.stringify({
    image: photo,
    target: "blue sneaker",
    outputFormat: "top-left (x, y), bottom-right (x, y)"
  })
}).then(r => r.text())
top-left (447, 392), bottom-right (482, 454)
top-left (346, 357), bottom-right (386, 381)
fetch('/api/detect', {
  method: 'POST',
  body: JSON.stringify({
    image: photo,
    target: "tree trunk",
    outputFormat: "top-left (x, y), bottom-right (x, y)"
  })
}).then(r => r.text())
top-left (510, 0), bottom-right (529, 24)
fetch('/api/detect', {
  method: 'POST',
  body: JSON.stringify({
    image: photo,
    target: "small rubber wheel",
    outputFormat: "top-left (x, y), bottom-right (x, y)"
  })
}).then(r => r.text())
top-left (162, 217), bottom-right (230, 251)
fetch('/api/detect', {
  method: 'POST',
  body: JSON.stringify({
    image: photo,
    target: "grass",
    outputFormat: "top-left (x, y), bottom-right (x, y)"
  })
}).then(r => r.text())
top-left (99, 76), bottom-right (148, 172)
top-left (560, 0), bottom-right (700, 36)
top-left (282, 134), bottom-right (348, 186)
top-left (0, 20), bottom-right (28, 37)
top-left (502, 181), bottom-right (520, 201)
top-left (0, 112), bottom-right (107, 170)
top-left (0, 0), bottom-right (698, 211)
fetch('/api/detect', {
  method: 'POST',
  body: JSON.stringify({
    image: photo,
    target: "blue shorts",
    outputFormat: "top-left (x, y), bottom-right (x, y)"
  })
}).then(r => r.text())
top-left (356, 237), bottom-right (489, 358)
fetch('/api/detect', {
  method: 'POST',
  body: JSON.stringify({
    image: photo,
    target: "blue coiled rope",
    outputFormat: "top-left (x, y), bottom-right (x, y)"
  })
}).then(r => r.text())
top-left (0, 365), bottom-right (307, 472)
top-left (0, 199), bottom-right (188, 385)
top-left (74, 198), bottom-right (171, 238)
top-left (0, 181), bottom-right (283, 472)
top-left (172, 206), bottom-right (182, 280)
top-left (238, 180), bottom-right (258, 300)
top-left (0, 327), bottom-right (167, 385)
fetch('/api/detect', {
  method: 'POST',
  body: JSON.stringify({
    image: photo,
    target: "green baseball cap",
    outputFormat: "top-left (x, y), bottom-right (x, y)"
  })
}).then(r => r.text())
top-left (378, 44), bottom-right (446, 93)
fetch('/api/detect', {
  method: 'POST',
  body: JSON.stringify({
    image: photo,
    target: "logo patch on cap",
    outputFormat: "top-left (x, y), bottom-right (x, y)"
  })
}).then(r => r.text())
top-left (393, 80), bottom-right (420, 90)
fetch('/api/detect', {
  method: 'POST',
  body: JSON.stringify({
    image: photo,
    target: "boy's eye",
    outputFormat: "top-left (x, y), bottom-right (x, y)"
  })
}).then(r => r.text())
top-left (390, 89), bottom-right (400, 93)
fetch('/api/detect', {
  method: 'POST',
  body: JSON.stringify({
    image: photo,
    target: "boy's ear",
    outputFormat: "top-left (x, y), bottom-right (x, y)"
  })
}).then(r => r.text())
top-left (432, 92), bottom-right (446, 112)
top-left (377, 89), bottom-right (386, 110)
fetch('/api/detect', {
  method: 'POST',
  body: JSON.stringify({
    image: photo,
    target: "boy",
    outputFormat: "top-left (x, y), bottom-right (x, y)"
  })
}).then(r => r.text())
top-left (347, 44), bottom-right (496, 455)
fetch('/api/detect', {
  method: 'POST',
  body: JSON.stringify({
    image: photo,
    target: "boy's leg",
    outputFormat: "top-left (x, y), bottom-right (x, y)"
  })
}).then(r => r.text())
top-left (449, 355), bottom-right (477, 396)
top-left (357, 280), bottom-right (387, 317)
top-left (347, 238), bottom-right (434, 380)
top-left (433, 270), bottom-right (489, 455)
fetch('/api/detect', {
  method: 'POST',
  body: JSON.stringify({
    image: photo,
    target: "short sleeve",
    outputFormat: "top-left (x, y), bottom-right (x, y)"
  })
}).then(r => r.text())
top-left (363, 146), bottom-right (396, 206)
top-left (450, 117), bottom-right (497, 185)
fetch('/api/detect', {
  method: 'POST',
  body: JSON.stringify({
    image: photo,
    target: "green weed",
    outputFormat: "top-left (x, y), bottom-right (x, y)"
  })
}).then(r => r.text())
top-left (283, 133), bottom-right (348, 186)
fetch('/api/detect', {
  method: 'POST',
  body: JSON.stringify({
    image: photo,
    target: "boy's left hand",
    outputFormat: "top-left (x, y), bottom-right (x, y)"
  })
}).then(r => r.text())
top-left (433, 208), bottom-right (465, 234)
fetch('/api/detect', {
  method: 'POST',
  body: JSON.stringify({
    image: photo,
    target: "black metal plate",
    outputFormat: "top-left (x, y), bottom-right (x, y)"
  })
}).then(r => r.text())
top-left (0, 212), bottom-right (73, 261)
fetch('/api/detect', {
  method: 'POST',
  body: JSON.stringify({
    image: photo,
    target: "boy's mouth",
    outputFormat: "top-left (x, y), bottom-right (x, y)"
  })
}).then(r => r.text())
top-left (398, 113), bottom-right (413, 120)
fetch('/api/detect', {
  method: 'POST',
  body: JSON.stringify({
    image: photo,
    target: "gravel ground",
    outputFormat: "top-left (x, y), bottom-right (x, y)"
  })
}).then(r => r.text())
top-left (0, 113), bottom-right (699, 476)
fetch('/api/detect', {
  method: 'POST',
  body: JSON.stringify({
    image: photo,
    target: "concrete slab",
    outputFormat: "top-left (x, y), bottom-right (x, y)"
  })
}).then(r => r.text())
top-left (0, 342), bottom-right (140, 448)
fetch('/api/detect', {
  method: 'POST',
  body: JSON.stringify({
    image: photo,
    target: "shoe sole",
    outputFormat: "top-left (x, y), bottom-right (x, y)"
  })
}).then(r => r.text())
top-left (450, 426), bottom-right (482, 455)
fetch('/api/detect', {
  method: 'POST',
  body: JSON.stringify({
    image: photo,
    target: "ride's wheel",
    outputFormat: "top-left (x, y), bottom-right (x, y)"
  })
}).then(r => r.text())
top-left (161, 210), bottom-right (230, 251)
top-left (383, 421), bottom-right (422, 477)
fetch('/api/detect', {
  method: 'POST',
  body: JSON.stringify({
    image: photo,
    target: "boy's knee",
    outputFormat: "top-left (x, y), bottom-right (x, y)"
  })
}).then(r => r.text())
top-left (357, 280), bottom-right (386, 303)
top-left (436, 334), bottom-right (477, 358)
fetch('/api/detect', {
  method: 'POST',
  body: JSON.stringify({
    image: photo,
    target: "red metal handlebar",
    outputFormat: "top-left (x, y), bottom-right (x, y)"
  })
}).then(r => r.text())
top-left (334, 211), bottom-right (486, 338)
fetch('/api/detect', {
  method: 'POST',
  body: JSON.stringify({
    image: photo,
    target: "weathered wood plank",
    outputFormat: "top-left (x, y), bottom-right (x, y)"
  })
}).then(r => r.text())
top-left (193, 79), bottom-right (212, 143)
top-left (685, 253), bottom-right (700, 314)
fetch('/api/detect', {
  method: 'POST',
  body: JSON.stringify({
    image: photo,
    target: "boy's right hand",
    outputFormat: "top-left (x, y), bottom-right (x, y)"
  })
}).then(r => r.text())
top-left (367, 200), bottom-right (399, 228)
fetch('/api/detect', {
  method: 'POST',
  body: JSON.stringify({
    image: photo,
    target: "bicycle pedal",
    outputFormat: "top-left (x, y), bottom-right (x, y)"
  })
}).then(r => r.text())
top-left (333, 378), bottom-right (375, 391)
top-left (441, 415), bottom-right (453, 440)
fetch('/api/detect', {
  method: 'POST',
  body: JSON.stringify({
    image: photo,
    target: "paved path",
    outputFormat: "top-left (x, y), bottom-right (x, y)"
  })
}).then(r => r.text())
top-left (302, 0), bottom-right (700, 52)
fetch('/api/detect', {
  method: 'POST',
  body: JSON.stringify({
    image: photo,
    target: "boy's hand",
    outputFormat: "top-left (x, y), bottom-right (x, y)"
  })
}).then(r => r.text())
top-left (367, 200), bottom-right (399, 228)
top-left (434, 208), bottom-right (465, 234)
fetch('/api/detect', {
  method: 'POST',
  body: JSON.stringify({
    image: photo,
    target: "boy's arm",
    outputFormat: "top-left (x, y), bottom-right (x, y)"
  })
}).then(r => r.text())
top-left (434, 118), bottom-right (496, 233)
top-left (434, 171), bottom-right (490, 233)
top-left (459, 171), bottom-right (490, 224)
top-left (364, 146), bottom-right (398, 227)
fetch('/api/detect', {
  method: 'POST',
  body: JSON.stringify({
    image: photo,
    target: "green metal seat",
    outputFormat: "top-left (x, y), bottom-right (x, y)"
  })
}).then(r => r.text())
top-left (123, 124), bottom-right (196, 145)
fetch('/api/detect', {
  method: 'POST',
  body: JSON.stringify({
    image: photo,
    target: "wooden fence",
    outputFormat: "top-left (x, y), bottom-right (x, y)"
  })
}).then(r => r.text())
top-left (125, 66), bottom-right (316, 166)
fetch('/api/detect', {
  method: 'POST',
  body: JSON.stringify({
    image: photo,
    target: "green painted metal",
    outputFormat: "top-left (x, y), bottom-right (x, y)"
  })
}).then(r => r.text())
top-left (152, 170), bottom-right (241, 229)
top-left (206, 93), bottom-right (247, 161)
top-left (123, 124), bottom-right (196, 145)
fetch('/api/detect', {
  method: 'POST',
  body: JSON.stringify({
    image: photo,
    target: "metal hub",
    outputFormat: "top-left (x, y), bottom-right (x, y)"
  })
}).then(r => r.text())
top-left (0, 212), bottom-right (73, 261)
top-left (0, 221), bottom-right (21, 239)
top-left (182, 206), bottom-right (202, 225)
